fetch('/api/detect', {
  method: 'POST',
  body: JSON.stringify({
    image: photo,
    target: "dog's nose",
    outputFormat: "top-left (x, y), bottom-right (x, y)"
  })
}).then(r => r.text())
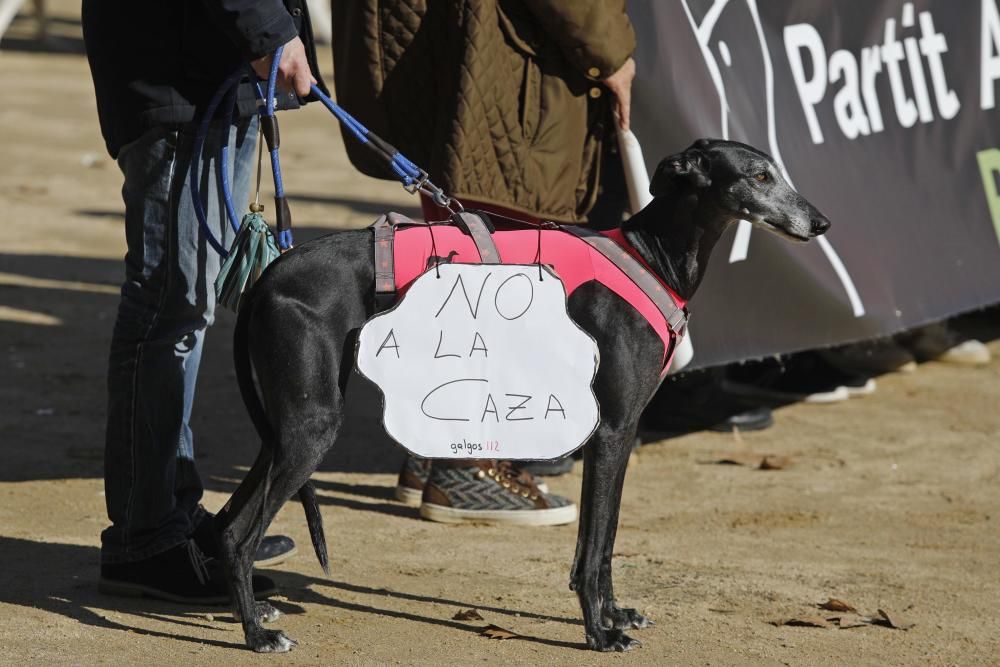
top-left (811, 216), bottom-right (831, 236)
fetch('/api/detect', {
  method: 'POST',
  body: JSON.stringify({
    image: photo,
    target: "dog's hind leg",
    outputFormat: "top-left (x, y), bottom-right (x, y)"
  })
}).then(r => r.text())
top-left (219, 307), bottom-right (352, 652)
top-left (219, 401), bottom-right (344, 652)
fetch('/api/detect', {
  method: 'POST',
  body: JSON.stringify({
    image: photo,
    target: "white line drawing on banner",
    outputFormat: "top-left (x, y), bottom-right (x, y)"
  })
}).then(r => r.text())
top-left (681, 0), bottom-right (866, 317)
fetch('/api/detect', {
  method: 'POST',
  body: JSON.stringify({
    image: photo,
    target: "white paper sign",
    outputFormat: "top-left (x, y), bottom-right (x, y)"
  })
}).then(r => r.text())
top-left (357, 264), bottom-right (600, 460)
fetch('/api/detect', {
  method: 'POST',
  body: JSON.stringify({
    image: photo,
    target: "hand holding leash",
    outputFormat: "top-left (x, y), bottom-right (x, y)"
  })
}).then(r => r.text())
top-left (250, 36), bottom-right (316, 97)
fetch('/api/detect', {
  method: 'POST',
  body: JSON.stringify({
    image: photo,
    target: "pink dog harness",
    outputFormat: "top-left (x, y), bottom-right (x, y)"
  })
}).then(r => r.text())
top-left (372, 212), bottom-right (688, 375)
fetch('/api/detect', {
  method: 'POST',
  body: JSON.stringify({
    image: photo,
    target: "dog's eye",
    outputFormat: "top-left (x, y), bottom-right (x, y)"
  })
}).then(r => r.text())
top-left (754, 172), bottom-right (769, 183)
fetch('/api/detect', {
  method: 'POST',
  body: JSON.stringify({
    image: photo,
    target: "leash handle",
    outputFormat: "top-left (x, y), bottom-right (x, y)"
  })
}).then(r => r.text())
top-left (191, 49), bottom-right (294, 257)
top-left (258, 46), bottom-right (294, 250)
top-left (193, 47), bottom-right (459, 258)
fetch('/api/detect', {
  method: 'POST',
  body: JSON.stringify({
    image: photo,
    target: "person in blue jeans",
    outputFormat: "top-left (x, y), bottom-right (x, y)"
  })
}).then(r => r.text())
top-left (83, 0), bottom-right (323, 604)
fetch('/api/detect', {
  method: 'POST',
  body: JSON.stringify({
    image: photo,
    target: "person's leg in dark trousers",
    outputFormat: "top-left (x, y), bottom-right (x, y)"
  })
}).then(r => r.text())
top-left (102, 117), bottom-right (253, 565)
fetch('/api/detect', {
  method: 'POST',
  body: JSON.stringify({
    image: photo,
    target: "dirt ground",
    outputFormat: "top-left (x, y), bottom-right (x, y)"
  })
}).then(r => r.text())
top-left (2, 5), bottom-right (1000, 665)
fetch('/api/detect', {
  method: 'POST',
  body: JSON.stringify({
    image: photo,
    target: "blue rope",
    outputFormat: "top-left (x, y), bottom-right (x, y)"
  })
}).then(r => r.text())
top-left (217, 82), bottom-right (242, 234)
top-left (269, 149), bottom-right (284, 197)
top-left (307, 84), bottom-right (425, 185)
top-left (193, 47), bottom-right (456, 258)
top-left (266, 46), bottom-right (282, 117)
top-left (191, 67), bottom-right (245, 259)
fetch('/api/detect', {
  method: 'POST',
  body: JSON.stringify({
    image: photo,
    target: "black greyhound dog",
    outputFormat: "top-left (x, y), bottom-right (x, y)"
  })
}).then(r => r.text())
top-left (215, 139), bottom-right (830, 653)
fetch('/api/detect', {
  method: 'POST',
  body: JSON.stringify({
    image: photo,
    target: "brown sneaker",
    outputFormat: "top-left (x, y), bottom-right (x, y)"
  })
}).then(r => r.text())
top-left (395, 456), bottom-right (432, 507)
top-left (419, 460), bottom-right (576, 526)
top-left (395, 456), bottom-right (550, 506)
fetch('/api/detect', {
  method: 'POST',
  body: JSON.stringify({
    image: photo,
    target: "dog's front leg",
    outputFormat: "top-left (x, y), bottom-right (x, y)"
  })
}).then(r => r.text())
top-left (571, 426), bottom-right (641, 652)
top-left (596, 434), bottom-right (654, 632)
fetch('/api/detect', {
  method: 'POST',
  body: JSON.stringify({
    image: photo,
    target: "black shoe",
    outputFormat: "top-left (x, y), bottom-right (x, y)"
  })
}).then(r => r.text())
top-left (723, 354), bottom-right (852, 404)
top-left (644, 403), bottom-right (773, 435)
top-left (192, 514), bottom-right (298, 567)
top-left (821, 338), bottom-right (917, 375)
top-left (253, 535), bottom-right (298, 567)
top-left (705, 405), bottom-right (773, 432)
top-left (642, 367), bottom-right (774, 436)
top-left (99, 540), bottom-right (277, 605)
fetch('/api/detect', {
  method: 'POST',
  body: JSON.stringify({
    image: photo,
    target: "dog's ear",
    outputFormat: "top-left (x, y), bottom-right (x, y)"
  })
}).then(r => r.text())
top-left (650, 149), bottom-right (712, 196)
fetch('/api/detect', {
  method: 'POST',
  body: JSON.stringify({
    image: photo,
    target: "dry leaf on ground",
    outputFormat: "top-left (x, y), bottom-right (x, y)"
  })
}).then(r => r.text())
top-left (759, 455), bottom-right (791, 470)
top-left (872, 608), bottom-right (915, 630)
top-left (480, 625), bottom-right (519, 640)
top-left (704, 451), bottom-right (765, 467)
top-left (829, 615), bottom-right (868, 629)
top-left (818, 598), bottom-right (858, 614)
top-left (701, 451), bottom-right (790, 470)
top-left (453, 609), bottom-right (484, 621)
top-left (768, 616), bottom-right (831, 628)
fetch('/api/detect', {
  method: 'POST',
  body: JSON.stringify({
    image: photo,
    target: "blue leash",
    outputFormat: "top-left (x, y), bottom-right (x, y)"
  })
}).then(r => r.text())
top-left (191, 47), bottom-right (457, 258)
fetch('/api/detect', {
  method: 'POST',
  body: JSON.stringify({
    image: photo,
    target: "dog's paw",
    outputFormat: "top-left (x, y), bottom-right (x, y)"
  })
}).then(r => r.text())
top-left (234, 601), bottom-right (283, 624)
top-left (586, 629), bottom-right (642, 652)
top-left (247, 628), bottom-right (297, 653)
top-left (603, 606), bottom-right (654, 630)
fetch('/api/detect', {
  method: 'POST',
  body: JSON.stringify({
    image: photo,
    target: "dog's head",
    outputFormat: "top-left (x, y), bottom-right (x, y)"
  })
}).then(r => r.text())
top-left (649, 139), bottom-right (830, 242)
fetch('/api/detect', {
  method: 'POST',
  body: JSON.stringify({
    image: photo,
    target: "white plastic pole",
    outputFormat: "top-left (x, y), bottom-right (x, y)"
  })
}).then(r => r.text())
top-left (0, 0), bottom-right (28, 45)
top-left (616, 127), bottom-right (694, 372)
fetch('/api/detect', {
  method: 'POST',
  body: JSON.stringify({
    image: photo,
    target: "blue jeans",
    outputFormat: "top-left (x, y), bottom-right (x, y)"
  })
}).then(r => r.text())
top-left (101, 117), bottom-right (257, 564)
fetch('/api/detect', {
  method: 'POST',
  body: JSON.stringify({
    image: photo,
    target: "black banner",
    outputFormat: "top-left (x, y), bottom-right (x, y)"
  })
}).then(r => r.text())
top-left (629, 0), bottom-right (1000, 368)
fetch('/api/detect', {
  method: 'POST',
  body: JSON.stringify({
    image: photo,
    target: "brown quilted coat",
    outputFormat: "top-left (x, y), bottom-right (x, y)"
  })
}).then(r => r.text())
top-left (332, 0), bottom-right (635, 223)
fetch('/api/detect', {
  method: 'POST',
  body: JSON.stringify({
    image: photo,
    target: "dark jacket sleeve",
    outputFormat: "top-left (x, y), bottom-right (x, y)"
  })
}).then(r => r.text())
top-left (200, 0), bottom-right (298, 61)
top-left (519, 0), bottom-right (635, 80)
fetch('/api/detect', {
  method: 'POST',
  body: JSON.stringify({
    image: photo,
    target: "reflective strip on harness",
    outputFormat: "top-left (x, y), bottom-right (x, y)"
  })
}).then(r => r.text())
top-left (452, 212), bottom-right (500, 264)
top-left (372, 213), bottom-right (397, 298)
top-left (565, 226), bottom-right (689, 338)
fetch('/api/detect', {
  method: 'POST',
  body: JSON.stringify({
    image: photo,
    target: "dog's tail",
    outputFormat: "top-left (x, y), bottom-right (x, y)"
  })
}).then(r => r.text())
top-left (234, 296), bottom-right (330, 575)
top-left (297, 482), bottom-right (329, 574)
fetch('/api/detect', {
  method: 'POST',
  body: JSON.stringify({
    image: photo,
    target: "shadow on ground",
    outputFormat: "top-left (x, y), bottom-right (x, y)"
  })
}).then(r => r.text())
top-left (0, 240), bottom-right (405, 487)
top-left (0, 536), bottom-right (582, 652)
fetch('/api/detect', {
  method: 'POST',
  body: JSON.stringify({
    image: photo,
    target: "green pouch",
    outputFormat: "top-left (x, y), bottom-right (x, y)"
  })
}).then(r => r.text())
top-left (215, 211), bottom-right (281, 312)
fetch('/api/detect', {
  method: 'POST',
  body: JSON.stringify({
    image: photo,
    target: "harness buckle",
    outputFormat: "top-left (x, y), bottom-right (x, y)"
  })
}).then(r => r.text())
top-left (667, 307), bottom-right (689, 336)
